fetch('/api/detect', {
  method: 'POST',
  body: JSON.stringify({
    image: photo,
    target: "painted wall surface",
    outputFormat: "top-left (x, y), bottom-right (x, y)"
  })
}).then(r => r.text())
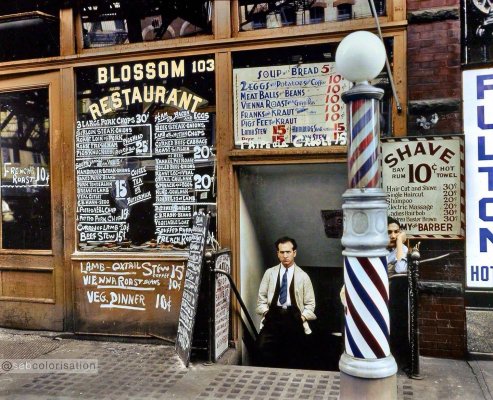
top-left (239, 189), bottom-right (265, 365)
top-left (239, 189), bottom-right (265, 332)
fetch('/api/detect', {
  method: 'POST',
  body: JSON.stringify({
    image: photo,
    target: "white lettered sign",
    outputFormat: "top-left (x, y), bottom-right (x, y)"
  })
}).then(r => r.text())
top-left (463, 69), bottom-right (493, 289)
top-left (233, 62), bottom-right (350, 149)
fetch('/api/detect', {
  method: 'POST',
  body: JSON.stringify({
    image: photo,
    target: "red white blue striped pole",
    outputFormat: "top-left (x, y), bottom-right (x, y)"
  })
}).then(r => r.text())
top-left (341, 85), bottom-right (394, 364)
top-left (347, 98), bottom-right (381, 189)
top-left (336, 31), bottom-right (397, 399)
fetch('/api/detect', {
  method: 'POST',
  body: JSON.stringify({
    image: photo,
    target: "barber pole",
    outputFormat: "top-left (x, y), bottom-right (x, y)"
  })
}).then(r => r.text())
top-left (336, 30), bottom-right (397, 398)
top-left (339, 82), bottom-right (396, 382)
top-left (341, 88), bottom-right (392, 362)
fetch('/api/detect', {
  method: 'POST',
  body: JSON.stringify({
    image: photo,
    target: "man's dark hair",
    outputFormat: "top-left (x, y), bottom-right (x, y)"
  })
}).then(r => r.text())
top-left (387, 216), bottom-right (401, 228)
top-left (275, 236), bottom-right (297, 251)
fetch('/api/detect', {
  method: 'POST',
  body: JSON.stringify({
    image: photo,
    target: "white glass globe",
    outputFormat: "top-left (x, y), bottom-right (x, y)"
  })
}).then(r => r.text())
top-left (335, 31), bottom-right (386, 83)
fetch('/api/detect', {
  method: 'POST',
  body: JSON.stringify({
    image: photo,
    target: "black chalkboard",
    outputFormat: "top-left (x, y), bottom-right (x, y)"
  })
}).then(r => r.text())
top-left (175, 212), bottom-right (210, 366)
top-left (75, 56), bottom-right (217, 252)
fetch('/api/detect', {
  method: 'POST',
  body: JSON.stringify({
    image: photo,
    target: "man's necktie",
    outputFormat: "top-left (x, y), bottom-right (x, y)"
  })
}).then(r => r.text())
top-left (279, 270), bottom-right (287, 305)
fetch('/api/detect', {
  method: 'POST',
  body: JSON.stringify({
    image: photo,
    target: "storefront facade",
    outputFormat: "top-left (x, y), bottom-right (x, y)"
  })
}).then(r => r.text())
top-left (0, 1), bottom-right (408, 352)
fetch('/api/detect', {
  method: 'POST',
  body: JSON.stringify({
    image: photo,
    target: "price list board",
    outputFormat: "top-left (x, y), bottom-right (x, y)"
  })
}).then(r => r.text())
top-left (175, 213), bottom-right (210, 367)
top-left (233, 62), bottom-right (350, 149)
top-left (74, 56), bottom-right (216, 336)
top-left (75, 124), bottom-right (152, 159)
top-left (76, 161), bottom-right (131, 243)
top-left (74, 111), bottom-right (215, 249)
top-left (154, 112), bottom-right (213, 245)
top-left (382, 136), bottom-right (464, 239)
top-left (213, 250), bottom-right (231, 361)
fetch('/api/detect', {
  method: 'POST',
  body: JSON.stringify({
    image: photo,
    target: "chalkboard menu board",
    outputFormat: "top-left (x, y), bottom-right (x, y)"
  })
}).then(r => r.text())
top-left (175, 212), bottom-right (210, 367)
top-left (213, 250), bottom-right (231, 361)
top-left (75, 56), bottom-right (216, 252)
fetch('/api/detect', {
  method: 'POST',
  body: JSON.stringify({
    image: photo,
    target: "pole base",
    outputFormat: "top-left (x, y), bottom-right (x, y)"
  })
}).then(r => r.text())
top-left (339, 352), bottom-right (397, 379)
top-left (339, 370), bottom-right (397, 400)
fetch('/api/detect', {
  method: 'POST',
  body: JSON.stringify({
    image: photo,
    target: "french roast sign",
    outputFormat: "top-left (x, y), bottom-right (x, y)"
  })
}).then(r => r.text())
top-left (381, 136), bottom-right (464, 239)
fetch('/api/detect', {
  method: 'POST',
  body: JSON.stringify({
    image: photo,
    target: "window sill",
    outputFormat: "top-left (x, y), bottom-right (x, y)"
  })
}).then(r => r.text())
top-left (229, 145), bottom-right (347, 163)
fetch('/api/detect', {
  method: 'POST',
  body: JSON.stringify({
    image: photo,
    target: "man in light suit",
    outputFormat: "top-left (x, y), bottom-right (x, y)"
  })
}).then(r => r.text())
top-left (255, 236), bottom-right (316, 368)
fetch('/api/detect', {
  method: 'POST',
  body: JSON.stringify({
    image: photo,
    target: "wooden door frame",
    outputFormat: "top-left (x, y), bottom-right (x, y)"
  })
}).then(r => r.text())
top-left (0, 71), bottom-right (64, 330)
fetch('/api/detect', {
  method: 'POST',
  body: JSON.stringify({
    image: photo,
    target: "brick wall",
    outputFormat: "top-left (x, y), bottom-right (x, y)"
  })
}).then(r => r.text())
top-left (406, 5), bottom-right (462, 135)
top-left (406, 0), bottom-right (466, 358)
top-left (407, 0), bottom-right (458, 11)
top-left (411, 240), bottom-right (466, 358)
top-left (407, 21), bottom-right (461, 101)
top-left (419, 294), bottom-right (466, 358)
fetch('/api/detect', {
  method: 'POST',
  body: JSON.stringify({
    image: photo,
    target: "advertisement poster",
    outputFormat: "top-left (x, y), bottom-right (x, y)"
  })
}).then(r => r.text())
top-left (463, 69), bottom-right (493, 289)
top-left (233, 62), bottom-right (350, 149)
top-left (382, 136), bottom-right (464, 238)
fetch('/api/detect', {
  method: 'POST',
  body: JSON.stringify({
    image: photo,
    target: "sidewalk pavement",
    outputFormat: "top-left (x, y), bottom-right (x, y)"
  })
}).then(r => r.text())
top-left (0, 328), bottom-right (491, 400)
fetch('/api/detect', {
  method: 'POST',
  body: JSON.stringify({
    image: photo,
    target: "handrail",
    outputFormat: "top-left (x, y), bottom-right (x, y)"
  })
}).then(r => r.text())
top-left (211, 268), bottom-right (259, 340)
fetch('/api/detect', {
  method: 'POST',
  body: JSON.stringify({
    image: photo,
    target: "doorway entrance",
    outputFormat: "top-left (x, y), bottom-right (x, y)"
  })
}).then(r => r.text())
top-left (238, 163), bottom-right (346, 369)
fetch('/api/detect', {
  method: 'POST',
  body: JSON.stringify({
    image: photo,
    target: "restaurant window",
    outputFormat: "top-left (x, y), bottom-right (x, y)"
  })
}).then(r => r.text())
top-left (232, 41), bottom-right (393, 150)
top-left (0, 88), bottom-right (52, 249)
top-left (80, 0), bottom-right (213, 49)
top-left (238, 0), bottom-right (385, 31)
top-left (0, 1), bottom-right (60, 61)
top-left (75, 55), bottom-right (216, 251)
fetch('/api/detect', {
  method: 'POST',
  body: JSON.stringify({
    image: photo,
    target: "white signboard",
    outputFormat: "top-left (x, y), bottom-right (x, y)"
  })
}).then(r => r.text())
top-left (463, 69), bottom-right (493, 289)
top-left (214, 251), bottom-right (231, 361)
top-left (233, 62), bottom-right (350, 149)
top-left (382, 136), bottom-right (464, 238)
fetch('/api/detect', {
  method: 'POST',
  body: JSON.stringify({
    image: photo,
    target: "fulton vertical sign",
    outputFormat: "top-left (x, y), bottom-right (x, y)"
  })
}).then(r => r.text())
top-left (463, 69), bottom-right (493, 289)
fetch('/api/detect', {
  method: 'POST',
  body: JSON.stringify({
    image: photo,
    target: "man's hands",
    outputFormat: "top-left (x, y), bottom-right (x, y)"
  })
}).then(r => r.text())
top-left (395, 230), bottom-right (407, 261)
top-left (396, 231), bottom-right (407, 243)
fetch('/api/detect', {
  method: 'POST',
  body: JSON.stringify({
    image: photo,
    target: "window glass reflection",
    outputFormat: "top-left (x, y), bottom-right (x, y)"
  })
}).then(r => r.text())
top-left (0, 2), bottom-right (60, 61)
top-left (81, 1), bottom-right (213, 49)
top-left (75, 56), bottom-right (217, 251)
top-left (0, 88), bottom-right (51, 250)
top-left (239, 0), bottom-right (386, 31)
